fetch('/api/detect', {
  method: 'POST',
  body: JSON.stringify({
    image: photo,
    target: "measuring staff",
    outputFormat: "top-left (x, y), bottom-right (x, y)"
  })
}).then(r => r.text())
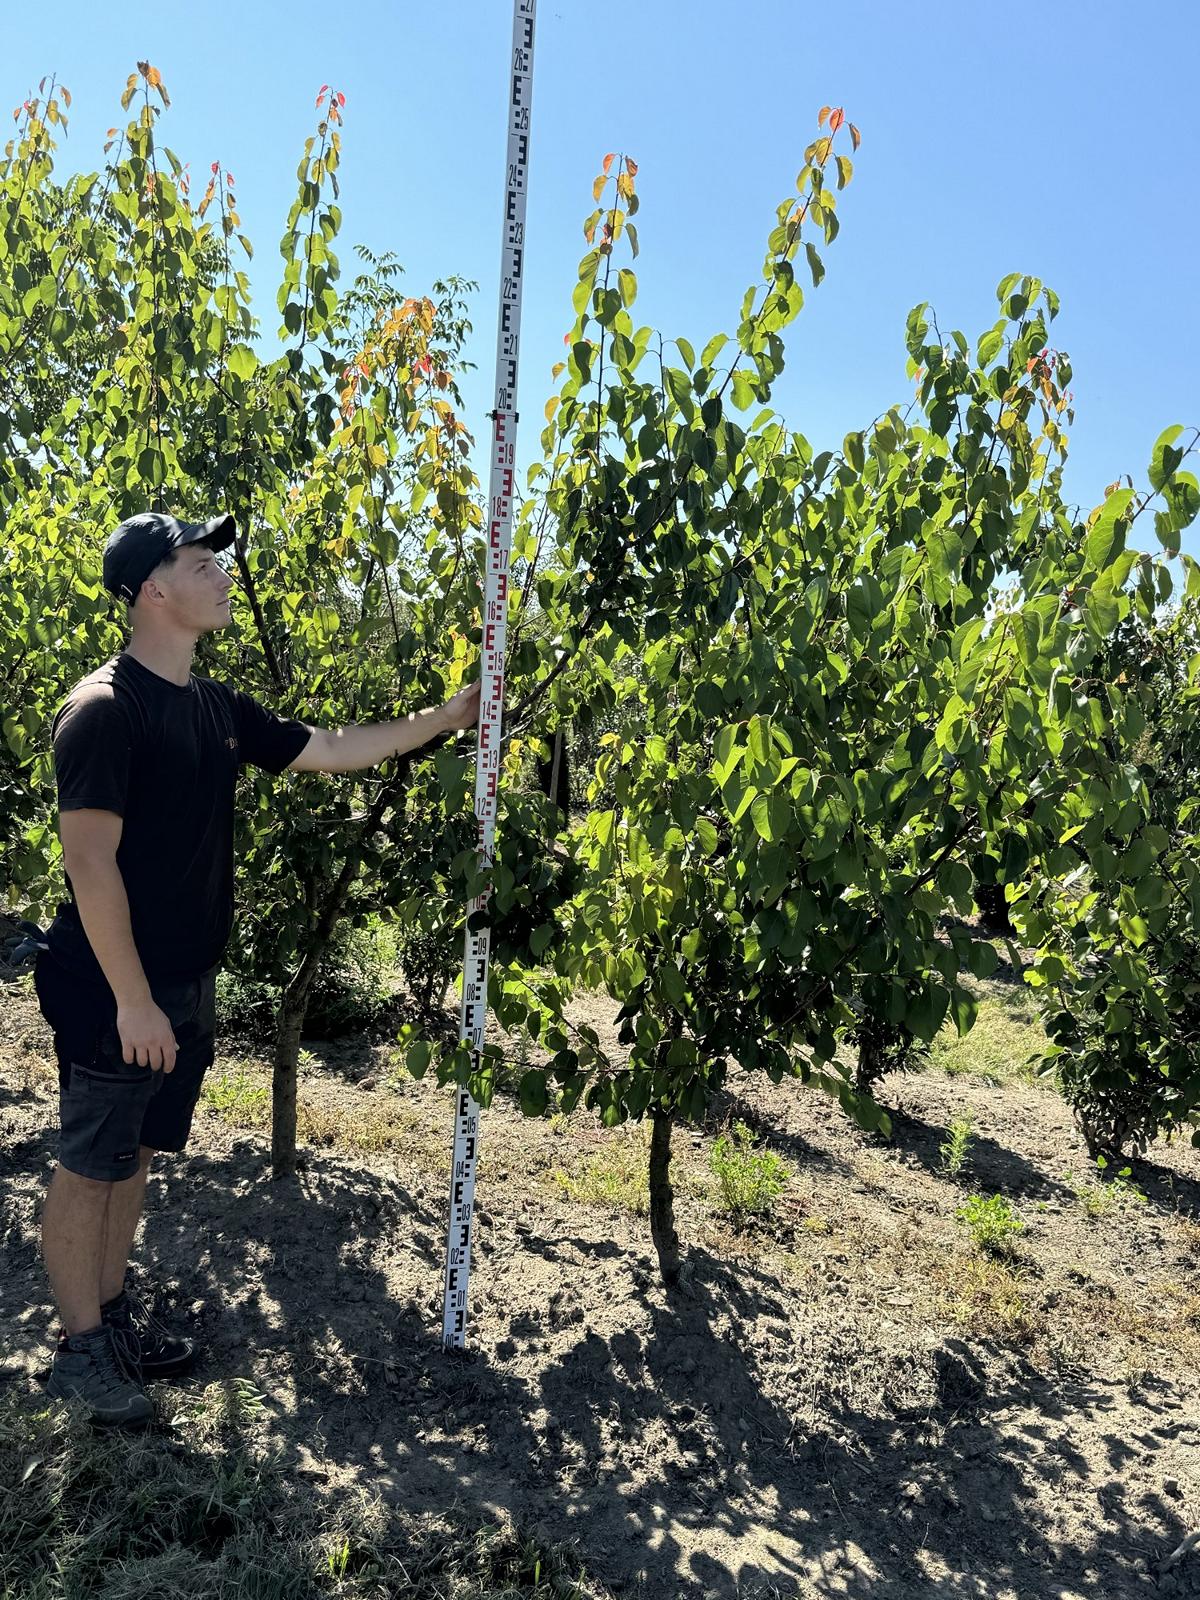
top-left (442, 0), bottom-right (538, 1349)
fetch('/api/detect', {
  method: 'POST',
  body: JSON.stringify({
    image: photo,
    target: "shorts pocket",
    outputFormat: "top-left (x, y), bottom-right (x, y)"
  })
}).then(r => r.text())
top-left (71, 1059), bottom-right (159, 1090)
top-left (59, 1060), bottom-right (158, 1181)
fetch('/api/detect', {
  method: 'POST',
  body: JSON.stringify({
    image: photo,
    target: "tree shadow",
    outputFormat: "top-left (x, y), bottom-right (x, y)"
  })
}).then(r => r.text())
top-left (704, 1086), bottom-right (858, 1182)
top-left (882, 1107), bottom-right (1078, 1203)
top-left (3, 1124), bottom-right (1195, 1598)
top-left (155, 1155), bottom-right (1200, 1591)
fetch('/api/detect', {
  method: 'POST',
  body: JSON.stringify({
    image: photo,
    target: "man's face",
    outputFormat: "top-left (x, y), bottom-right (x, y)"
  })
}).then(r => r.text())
top-left (142, 543), bottom-right (235, 633)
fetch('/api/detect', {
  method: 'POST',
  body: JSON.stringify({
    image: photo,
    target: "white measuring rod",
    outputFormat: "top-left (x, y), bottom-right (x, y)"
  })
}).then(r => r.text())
top-left (442, 0), bottom-right (537, 1349)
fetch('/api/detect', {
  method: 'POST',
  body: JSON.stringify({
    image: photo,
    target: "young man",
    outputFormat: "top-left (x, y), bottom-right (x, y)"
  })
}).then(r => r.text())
top-left (33, 510), bottom-right (480, 1428)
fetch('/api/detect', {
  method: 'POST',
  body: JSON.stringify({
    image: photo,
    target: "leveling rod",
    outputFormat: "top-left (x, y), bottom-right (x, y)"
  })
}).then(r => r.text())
top-left (442, 0), bottom-right (537, 1349)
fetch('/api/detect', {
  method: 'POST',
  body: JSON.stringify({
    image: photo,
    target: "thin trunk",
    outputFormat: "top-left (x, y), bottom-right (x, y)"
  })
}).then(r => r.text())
top-left (271, 981), bottom-right (309, 1176)
top-left (549, 730), bottom-right (563, 812)
top-left (649, 1109), bottom-right (681, 1286)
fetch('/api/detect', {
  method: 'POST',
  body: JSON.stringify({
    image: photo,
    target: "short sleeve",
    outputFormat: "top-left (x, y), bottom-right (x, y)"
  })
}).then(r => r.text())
top-left (51, 690), bottom-right (133, 816)
top-left (231, 689), bottom-right (312, 776)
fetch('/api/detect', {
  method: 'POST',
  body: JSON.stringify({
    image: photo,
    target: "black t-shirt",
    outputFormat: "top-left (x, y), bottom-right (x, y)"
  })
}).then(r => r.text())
top-left (46, 653), bottom-right (312, 983)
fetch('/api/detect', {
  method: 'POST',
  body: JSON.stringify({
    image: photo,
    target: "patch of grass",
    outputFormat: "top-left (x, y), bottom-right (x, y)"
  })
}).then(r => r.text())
top-left (201, 1068), bottom-right (270, 1128)
top-left (550, 1128), bottom-right (651, 1216)
top-left (202, 1068), bottom-right (438, 1165)
top-left (0, 1387), bottom-right (607, 1599)
top-left (709, 1121), bottom-right (789, 1223)
top-left (955, 1192), bottom-right (1025, 1254)
top-left (1062, 1167), bottom-right (1147, 1218)
top-left (935, 1253), bottom-right (1041, 1342)
top-left (929, 990), bottom-right (1045, 1086)
top-left (297, 1097), bottom-right (426, 1159)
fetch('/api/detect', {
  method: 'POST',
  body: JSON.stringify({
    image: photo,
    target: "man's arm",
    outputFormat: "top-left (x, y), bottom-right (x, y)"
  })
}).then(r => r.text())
top-left (288, 682), bottom-right (481, 774)
top-left (59, 810), bottom-right (178, 1072)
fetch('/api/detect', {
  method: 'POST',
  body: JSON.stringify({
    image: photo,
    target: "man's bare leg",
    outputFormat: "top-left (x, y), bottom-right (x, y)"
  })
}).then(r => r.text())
top-left (41, 1166), bottom-right (112, 1335)
top-left (99, 1146), bottom-right (154, 1306)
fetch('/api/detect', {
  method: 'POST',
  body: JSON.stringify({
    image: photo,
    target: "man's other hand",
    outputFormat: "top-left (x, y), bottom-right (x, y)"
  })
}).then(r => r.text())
top-left (116, 998), bottom-right (179, 1072)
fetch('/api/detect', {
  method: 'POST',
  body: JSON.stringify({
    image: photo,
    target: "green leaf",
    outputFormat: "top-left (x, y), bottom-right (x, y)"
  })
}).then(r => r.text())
top-left (701, 332), bottom-right (729, 368)
top-left (731, 371), bottom-right (756, 411)
top-left (406, 1040), bottom-right (433, 1080)
top-left (695, 817), bottom-right (718, 854)
top-left (519, 1071), bottom-right (549, 1117)
top-left (227, 344), bottom-right (256, 383)
top-left (617, 268), bottom-right (637, 308)
top-left (976, 324), bottom-right (1005, 367)
top-left (906, 983), bottom-right (950, 1043)
top-left (1149, 423), bottom-right (1185, 492)
top-left (1085, 488), bottom-right (1134, 571)
top-left (949, 987), bottom-right (978, 1037)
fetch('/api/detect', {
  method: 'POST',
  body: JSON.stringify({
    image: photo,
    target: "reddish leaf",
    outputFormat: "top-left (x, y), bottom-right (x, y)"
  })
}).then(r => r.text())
top-left (337, 92), bottom-right (346, 107)
top-left (625, 157), bottom-right (638, 176)
top-left (211, 161), bottom-right (219, 172)
top-left (849, 122), bottom-right (861, 151)
top-left (829, 107), bottom-right (844, 133)
top-left (602, 152), bottom-right (615, 174)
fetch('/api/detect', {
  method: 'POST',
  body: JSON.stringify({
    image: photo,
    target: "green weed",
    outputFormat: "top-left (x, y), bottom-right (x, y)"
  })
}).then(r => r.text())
top-left (200, 1068), bottom-right (270, 1128)
top-left (709, 1121), bottom-right (789, 1222)
top-left (939, 1116), bottom-right (973, 1179)
top-left (955, 1192), bottom-right (1025, 1254)
top-left (1063, 1166), bottom-right (1147, 1218)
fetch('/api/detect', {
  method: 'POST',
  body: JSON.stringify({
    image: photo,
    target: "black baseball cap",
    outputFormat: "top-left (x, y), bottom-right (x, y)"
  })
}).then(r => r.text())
top-left (102, 511), bottom-right (237, 603)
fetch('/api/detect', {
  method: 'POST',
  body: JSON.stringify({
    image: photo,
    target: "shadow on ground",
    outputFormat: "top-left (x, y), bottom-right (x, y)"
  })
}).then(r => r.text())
top-left (4, 1139), bottom-right (1181, 1597)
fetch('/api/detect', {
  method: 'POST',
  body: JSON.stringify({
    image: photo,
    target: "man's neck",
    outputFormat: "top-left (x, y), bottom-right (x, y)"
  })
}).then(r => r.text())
top-left (124, 630), bottom-right (197, 689)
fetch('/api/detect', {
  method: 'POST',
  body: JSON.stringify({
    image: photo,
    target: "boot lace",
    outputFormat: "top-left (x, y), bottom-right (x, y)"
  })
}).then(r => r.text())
top-left (84, 1325), bottom-right (143, 1394)
top-left (124, 1288), bottom-right (174, 1348)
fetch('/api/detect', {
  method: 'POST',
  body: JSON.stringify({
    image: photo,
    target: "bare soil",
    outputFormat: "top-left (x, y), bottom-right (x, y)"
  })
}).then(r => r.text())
top-left (2, 968), bottom-right (1199, 1599)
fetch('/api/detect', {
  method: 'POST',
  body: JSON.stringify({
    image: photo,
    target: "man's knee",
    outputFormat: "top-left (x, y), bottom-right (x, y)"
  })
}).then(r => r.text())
top-left (48, 1163), bottom-right (113, 1204)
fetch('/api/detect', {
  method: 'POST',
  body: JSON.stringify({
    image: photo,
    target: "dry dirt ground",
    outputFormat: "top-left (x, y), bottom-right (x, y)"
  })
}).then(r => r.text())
top-left (2, 965), bottom-right (1199, 1599)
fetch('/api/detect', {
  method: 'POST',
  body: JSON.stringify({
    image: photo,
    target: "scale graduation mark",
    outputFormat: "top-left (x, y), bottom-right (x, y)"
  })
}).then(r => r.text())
top-left (442, 0), bottom-right (537, 1350)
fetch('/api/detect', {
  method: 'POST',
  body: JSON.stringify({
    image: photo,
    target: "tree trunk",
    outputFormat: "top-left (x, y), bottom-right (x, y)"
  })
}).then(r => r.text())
top-left (271, 980), bottom-right (311, 1177)
top-left (649, 1109), bottom-right (682, 1286)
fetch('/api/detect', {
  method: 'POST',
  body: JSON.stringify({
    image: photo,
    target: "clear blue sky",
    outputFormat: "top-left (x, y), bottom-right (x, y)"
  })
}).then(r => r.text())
top-left (10, 0), bottom-right (1199, 554)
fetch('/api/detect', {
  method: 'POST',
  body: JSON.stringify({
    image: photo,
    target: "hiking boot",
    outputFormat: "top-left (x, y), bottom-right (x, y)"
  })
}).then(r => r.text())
top-left (45, 1323), bottom-right (152, 1429)
top-left (103, 1287), bottom-right (197, 1381)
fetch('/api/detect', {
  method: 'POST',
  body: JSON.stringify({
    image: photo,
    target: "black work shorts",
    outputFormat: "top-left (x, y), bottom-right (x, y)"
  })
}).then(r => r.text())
top-left (33, 951), bottom-right (218, 1182)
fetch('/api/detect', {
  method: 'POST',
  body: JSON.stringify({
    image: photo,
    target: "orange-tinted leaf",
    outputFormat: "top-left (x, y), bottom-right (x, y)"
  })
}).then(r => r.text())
top-left (147, 66), bottom-right (162, 89)
top-left (849, 122), bottom-right (861, 150)
top-left (625, 157), bottom-right (638, 176)
top-left (829, 107), bottom-right (844, 133)
top-left (61, 87), bottom-right (71, 108)
top-left (602, 152), bottom-right (615, 174)
top-left (818, 105), bottom-right (830, 126)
